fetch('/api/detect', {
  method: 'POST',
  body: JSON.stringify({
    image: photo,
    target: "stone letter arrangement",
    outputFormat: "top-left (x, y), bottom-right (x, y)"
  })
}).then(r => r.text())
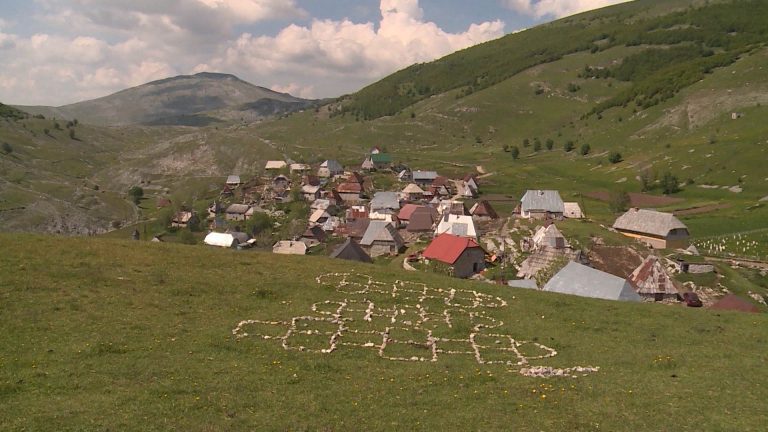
top-left (233, 272), bottom-right (599, 378)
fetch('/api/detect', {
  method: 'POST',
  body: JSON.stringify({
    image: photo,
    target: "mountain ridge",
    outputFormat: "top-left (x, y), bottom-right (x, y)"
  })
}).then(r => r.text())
top-left (14, 72), bottom-right (319, 127)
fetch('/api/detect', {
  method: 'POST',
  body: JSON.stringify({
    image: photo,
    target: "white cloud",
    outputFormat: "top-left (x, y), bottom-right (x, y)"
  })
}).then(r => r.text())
top-left (0, 0), bottom-right (504, 105)
top-left (205, 1), bottom-right (505, 98)
top-left (501, 0), bottom-right (631, 19)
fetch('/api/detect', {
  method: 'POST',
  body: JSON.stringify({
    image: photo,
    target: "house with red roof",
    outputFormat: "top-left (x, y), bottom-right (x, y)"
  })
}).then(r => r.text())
top-left (422, 233), bottom-right (486, 278)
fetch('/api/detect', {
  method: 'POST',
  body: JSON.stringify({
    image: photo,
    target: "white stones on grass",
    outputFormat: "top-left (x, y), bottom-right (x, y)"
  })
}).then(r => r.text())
top-left (235, 272), bottom-right (598, 378)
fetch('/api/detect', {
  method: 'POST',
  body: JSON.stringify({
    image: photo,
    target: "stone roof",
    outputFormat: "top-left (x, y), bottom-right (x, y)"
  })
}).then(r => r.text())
top-left (612, 208), bottom-right (688, 238)
top-left (226, 175), bottom-right (242, 185)
top-left (543, 262), bottom-right (642, 302)
top-left (402, 183), bottom-right (425, 194)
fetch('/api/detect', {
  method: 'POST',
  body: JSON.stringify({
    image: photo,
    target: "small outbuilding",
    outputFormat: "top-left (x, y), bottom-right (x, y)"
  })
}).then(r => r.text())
top-left (563, 202), bottom-right (584, 219)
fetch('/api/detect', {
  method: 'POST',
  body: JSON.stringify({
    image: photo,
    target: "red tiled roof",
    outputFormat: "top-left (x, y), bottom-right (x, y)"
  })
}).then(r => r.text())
top-left (423, 233), bottom-right (482, 265)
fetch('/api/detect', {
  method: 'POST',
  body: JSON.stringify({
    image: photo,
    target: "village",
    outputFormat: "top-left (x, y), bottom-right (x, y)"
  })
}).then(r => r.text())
top-left (154, 147), bottom-right (763, 315)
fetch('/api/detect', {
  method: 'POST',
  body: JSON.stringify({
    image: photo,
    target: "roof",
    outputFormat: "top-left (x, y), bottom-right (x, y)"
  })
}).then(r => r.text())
top-left (289, 163), bottom-right (310, 171)
top-left (320, 160), bottom-right (343, 171)
top-left (470, 200), bottom-right (499, 219)
top-left (337, 182), bottom-right (363, 193)
top-left (227, 231), bottom-right (250, 243)
top-left (423, 233), bottom-right (482, 265)
top-left (272, 241), bottom-right (307, 255)
top-left (402, 183), bottom-right (425, 194)
top-left (301, 185), bottom-right (321, 194)
top-left (360, 220), bottom-right (404, 247)
top-left (265, 160), bottom-right (287, 170)
top-left (302, 225), bottom-right (327, 242)
top-left (508, 279), bottom-right (539, 290)
top-left (435, 214), bottom-right (477, 238)
top-left (710, 294), bottom-right (761, 313)
top-left (413, 170), bottom-right (438, 181)
top-left (398, 204), bottom-right (421, 221)
top-left (627, 255), bottom-right (677, 295)
top-left (612, 209), bottom-right (688, 238)
top-left (172, 211), bottom-right (195, 223)
top-left (370, 191), bottom-right (400, 211)
top-left (532, 224), bottom-right (568, 249)
top-left (371, 153), bottom-right (392, 163)
top-left (543, 262), bottom-right (642, 302)
top-left (361, 157), bottom-right (374, 170)
top-left (309, 209), bottom-right (331, 223)
top-left (563, 202), bottom-right (584, 218)
top-left (225, 204), bottom-right (251, 214)
top-left (407, 208), bottom-right (437, 232)
top-left (330, 238), bottom-right (373, 263)
top-left (204, 232), bottom-right (237, 248)
top-left (311, 199), bottom-right (331, 210)
top-left (438, 200), bottom-right (469, 216)
top-left (226, 175), bottom-right (242, 185)
top-left (521, 190), bottom-right (564, 213)
top-left (344, 218), bottom-right (371, 238)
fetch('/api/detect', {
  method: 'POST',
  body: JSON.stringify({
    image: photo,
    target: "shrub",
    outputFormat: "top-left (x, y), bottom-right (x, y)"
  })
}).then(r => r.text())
top-left (564, 141), bottom-right (575, 152)
top-left (580, 143), bottom-right (591, 156)
top-left (545, 138), bottom-right (554, 150)
top-left (510, 146), bottom-right (520, 159)
top-left (608, 152), bottom-right (623, 164)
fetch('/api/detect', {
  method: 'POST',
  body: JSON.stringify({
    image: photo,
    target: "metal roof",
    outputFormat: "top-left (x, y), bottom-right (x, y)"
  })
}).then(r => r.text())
top-left (412, 170), bottom-right (438, 181)
top-left (543, 261), bottom-right (642, 302)
top-left (370, 191), bottom-right (400, 210)
top-left (521, 190), bottom-right (565, 213)
top-left (360, 220), bottom-right (404, 247)
top-left (423, 233), bottom-right (482, 265)
top-left (330, 238), bottom-right (373, 263)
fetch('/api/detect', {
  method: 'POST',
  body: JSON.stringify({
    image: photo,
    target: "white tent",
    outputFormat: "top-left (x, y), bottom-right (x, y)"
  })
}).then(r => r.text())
top-left (204, 232), bottom-right (238, 248)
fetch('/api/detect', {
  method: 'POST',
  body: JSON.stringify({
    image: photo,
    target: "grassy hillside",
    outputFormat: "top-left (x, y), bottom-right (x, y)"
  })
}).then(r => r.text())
top-left (341, 0), bottom-right (767, 119)
top-left (1, 235), bottom-right (766, 430)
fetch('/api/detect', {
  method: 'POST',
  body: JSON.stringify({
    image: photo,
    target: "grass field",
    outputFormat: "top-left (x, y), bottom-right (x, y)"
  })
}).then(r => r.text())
top-left (1, 235), bottom-right (766, 431)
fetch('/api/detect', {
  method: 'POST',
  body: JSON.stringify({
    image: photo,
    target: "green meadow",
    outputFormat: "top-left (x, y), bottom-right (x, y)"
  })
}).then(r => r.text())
top-left (1, 235), bottom-right (766, 431)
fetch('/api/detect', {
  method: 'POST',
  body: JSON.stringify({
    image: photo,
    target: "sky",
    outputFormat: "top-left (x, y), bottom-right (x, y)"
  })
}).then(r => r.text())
top-left (0, 0), bottom-right (630, 106)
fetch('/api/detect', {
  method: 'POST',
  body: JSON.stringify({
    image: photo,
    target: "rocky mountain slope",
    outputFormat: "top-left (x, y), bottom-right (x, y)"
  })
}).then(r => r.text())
top-left (15, 72), bottom-right (319, 126)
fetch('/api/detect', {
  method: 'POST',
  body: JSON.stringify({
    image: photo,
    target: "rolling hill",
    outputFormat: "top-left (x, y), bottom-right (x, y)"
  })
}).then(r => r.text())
top-left (15, 72), bottom-right (320, 126)
top-left (1, 234), bottom-right (766, 430)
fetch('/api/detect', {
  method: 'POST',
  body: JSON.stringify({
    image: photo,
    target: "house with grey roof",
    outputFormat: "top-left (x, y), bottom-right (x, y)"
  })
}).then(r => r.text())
top-left (318, 160), bottom-right (344, 178)
top-left (520, 190), bottom-right (564, 219)
top-left (543, 261), bottom-right (642, 302)
top-left (369, 191), bottom-right (401, 222)
top-left (612, 208), bottom-right (689, 249)
top-left (226, 175), bottom-right (242, 187)
top-left (225, 204), bottom-right (251, 221)
top-left (412, 170), bottom-right (439, 186)
top-left (360, 220), bottom-right (405, 257)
